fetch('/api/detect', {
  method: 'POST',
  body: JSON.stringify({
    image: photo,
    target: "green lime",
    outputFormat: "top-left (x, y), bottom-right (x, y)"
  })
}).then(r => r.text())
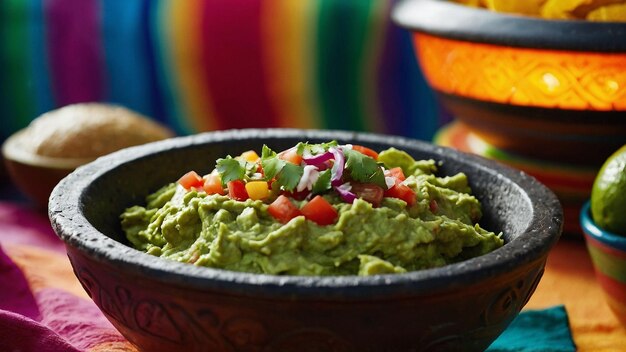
top-left (591, 144), bottom-right (626, 236)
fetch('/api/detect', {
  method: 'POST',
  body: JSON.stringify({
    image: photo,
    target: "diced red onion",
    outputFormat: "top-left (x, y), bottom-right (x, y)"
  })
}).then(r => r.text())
top-left (385, 176), bottom-right (396, 190)
top-left (334, 183), bottom-right (356, 203)
top-left (303, 151), bottom-right (334, 166)
top-left (330, 147), bottom-right (345, 186)
top-left (316, 163), bottom-right (329, 171)
top-left (297, 165), bottom-right (319, 192)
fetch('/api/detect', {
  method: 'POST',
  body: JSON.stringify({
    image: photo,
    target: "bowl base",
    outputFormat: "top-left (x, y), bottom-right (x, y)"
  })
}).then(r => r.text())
top-left (438, 93), bottom-right (626, 166)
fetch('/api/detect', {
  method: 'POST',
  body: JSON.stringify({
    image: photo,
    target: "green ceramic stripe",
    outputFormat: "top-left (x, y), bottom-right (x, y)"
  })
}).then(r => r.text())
top-left (0, 0), bottom-right (34, 137)
top-left (588, 245), bottom-right (626, 283)
top-left (316, 0), bottom-right (374, 131)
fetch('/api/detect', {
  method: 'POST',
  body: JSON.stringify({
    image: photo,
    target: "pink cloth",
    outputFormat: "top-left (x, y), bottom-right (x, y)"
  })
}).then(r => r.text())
top-left (0, 202), bottom-right (135, 351)
top-left (0, 247), bottom-right (39, 319)
top-left (0, 309), bottom-right (81, 352)
top-left (0, 203), bottom-right (65, 253)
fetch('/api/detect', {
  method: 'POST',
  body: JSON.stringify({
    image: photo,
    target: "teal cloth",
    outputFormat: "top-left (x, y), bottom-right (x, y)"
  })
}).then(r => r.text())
top-left (488, 305), bottom-right (576, 352)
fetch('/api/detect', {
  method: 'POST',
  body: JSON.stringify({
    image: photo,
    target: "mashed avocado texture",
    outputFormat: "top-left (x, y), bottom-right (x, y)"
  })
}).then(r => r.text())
top-left (121, 147), bottom-right (503, 276)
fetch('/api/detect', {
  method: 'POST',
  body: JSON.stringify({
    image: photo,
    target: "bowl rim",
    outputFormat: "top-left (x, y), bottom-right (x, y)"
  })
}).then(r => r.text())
top-left (580, 201), bottom-right (626, 251)
top-left (49, 128), bottom-right (563, 299)
top-left (392, 0), bottom-right (626, 52)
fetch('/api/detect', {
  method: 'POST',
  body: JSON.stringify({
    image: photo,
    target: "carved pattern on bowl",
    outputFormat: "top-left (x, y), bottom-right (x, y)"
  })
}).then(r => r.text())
top-left (70, 256), bottom-right (544, 352)
top-left (416, 34), bottom-right (626, 111)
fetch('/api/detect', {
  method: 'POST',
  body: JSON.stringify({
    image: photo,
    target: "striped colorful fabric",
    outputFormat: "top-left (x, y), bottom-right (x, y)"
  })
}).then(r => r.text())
top-left (0, 0), bottom-right (439, 143)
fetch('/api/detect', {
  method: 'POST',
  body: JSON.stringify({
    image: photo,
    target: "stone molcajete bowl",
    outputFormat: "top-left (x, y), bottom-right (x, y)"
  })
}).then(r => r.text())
top-left (49, 129), bottom-right (563, 352)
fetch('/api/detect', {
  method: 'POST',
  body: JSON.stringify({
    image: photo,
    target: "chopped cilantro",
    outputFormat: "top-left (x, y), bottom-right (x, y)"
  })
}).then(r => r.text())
top-left (216, 157), bottom-right (246, 185)
top-left (296, 141), bottom-right (339, 157)
top-left (312, 169), bottom-right (332, 194)
top-left (260, 144), bottom-right (304, 191)
top-left (343, 148), bottom-right (386, 188)
top-left (260, 145), bottom-right (284, 180)
top-left (244, 161), bottom-right (258, 176)
top-left (295, 142), bottom-right (307, 156)
top-left (216, 142), bottom-right (386, 197)
top-left (277, 163), bottom-right (304, 191)
top-left (261, 145), bottom-right (276, 159)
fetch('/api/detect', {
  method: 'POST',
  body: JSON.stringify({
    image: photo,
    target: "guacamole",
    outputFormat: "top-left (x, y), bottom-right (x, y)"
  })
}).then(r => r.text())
top-left (121, 143), bottom-right (503, 276)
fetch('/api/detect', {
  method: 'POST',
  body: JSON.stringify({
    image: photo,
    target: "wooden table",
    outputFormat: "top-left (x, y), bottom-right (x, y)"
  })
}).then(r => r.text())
top-left (526, 238), bottom-right (626, 351)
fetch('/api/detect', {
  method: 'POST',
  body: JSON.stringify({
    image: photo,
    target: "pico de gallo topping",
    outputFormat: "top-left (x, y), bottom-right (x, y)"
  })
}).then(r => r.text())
top-left (176, 142), bottom-right (417, 225)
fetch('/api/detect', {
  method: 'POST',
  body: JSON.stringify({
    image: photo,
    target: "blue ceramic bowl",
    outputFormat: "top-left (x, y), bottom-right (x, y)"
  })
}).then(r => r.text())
top-left (581, 201), bottom-right (626, 325)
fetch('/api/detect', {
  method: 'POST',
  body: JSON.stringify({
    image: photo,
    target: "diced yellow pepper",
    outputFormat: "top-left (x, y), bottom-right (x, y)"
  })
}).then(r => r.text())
top-left (245, 181), bottom-right (269, 200)
top-left (240, 150), bottom-right (260, 163)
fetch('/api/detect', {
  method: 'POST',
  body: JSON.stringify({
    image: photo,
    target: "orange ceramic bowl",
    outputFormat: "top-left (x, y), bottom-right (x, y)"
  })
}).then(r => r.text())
top-left (581, 201), bottom-right (626, 326)
top-left (392, 0), bottom-right (626, 166)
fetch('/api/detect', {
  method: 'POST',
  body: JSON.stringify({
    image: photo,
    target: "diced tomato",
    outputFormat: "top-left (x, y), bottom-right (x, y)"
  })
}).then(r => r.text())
top-left (352, 145), bottom-right (379, 160)
top-left (178, 171), bottom-right (204, 190)
top-left (268, 195), bottom-right (302, 223)
top-left (278, 148), bottom-right (303, 165)
top-left (203, 174), bottom-right (226, 195)
top-left (384, 182), bottom-right (416, 206)
top-left (281, 189), bottom-right (310, 201)
top-left (300, 196), bottom-right (338, 226)
top-left (387, 167), bottom-right (406, 182)
top-left (227, 180), bottom-right (249, 201)
top-left (350, 183), bottom-right (384, 207)
top-left (429, 199), bottom-right (438, 213)
top-left (245, 181), bottom-right (270, 200)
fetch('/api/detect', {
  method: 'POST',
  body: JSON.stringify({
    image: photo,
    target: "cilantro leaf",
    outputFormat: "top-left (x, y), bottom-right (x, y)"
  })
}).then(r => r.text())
top-left (312, 169), bottom-right (332, 194)
top-left (261, 145), bottom-right (285, 180)
top-left (261, 144), bottom-right (276, 159)
top-left (261, 144), bottom-right (303, 191)
top-left (243, 160), bottom-right (258, 176)
top-left (216, 157), bottom-right (246, 185)
top-left (277, 163), bottom-right (304, 191)
top-left (296, 141), bottom-right (339, 157)
top-left (295, 142), bottom-right (308, 156)
top-left (310, 141), bottom-right (338, 155)
top-left (343, 148), bottom-right (386, 188)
